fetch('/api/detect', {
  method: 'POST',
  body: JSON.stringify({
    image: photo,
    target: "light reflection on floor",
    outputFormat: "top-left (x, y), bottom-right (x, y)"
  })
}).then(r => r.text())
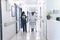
top-left (10, 31), bottom-right (41, 40)
top-left (10, 20), bottom-right (44, 40)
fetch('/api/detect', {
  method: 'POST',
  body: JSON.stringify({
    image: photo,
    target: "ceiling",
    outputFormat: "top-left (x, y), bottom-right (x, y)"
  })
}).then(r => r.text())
top-left (18, 0), bottom-right (45, 5)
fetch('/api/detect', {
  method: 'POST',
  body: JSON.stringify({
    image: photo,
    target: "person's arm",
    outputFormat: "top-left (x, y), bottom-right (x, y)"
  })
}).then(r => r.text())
top-left (25, 15), bottom-right (28, 23)
top-left (35, 16), bottom-right (37, 21)
top-left (26, 16), bottom-right (28, 18)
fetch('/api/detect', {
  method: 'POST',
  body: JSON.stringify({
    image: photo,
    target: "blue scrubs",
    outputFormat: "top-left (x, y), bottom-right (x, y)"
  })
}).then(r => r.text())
top-left (21, 15), bottom-right (27, 32)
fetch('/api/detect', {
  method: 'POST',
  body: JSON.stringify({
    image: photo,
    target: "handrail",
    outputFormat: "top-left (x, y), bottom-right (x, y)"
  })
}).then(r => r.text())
top-left (4, 19), bottom-right (21, 27)
top-left (4, 17), bottom-right (38, 27)
top-left (4, 21), bottom-right (16, 27)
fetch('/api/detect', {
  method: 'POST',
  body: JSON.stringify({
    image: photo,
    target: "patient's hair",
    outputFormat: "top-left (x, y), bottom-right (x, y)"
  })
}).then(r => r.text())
top-left (32, 12), bottom-right (34, 15)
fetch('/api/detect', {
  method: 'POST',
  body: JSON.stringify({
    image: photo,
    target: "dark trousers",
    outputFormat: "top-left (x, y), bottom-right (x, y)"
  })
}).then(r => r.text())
top-left (31, 28), bottom-right (34, 32)
top-left (22, 23), bottom-right (27, 32)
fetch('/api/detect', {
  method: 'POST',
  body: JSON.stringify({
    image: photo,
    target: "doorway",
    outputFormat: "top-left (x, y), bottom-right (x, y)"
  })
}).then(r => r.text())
top-left (14, 3), bottom-right (22, 33)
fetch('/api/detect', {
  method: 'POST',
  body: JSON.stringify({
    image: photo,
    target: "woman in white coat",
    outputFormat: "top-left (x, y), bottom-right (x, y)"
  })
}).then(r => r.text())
top-left (29, 12), bottom-right (37, 32)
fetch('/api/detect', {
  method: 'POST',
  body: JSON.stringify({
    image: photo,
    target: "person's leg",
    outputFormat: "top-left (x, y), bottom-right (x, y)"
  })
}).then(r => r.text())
top-left (31, 28), bottom-right (34, 32)
top-left (34, 27), bottom-right (37, 32)
top-left (29, 22), bottom-right (31, 32)
top-left (33, 28), bottom-right (34, 32)
top-left (31, 28), bottom-right (33, 32)
top-left (23, 24), bottom-right (25, 32)
top-left (21, 22), bottom-right (23, 28)
top-left (25, 23), bottom-right (27, 32)
top-left (34, 24), bottom-right (37, 32)
top-left (29, 25), bottom-right (31, 32)
top-left (31, 23), bottom-right (34, 32)
top-left (31, 22), bottom-right (34, 32)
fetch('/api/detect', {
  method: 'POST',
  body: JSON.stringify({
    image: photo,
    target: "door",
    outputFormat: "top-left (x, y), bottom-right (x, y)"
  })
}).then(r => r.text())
top-left (16, 6), bottom-right (20, 32)
top-left (14, 3), bottom-right (22, 33)
top-left (14, 3), bottom-right (18, 33)
top-left (17, 7), bottom-right (22, 32)
top-left (0, 0), bottom-right (2, 40)
top-left (19, 8), bottom-right (22, 29)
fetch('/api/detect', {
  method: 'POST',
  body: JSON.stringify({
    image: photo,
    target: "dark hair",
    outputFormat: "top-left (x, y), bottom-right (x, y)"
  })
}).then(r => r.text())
top-left (21, 11), bottom-right (25, 16)
top-left (32, 12), bottom-right (34, 15)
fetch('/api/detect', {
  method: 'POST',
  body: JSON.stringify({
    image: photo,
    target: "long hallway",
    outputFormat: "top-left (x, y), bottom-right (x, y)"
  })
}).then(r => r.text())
top-left (1, 0), bottom-right (60, 40)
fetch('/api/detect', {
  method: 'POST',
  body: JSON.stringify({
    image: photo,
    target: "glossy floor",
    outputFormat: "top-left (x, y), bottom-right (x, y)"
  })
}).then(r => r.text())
top-left (10, 21), bottom-right (46, 40)
top-left (10, 31), bottom-right (41, 40)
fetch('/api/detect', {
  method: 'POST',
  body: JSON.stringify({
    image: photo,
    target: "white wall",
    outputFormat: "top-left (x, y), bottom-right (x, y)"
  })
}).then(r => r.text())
top-left (47, 0), bottom-right (60, 10)
top-left (47, 0), bottom-right (60, 20)
top-left (47, 0), bottom-right (60, 40)
top-left (1, 0), bottom-right (16, 40)
top-left (47, 20), bottom-right (60, 40)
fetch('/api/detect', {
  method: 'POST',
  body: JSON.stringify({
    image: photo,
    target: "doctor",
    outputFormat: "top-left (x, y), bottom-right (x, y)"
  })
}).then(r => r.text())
top-left (29, 12), bottom-right (37, 32)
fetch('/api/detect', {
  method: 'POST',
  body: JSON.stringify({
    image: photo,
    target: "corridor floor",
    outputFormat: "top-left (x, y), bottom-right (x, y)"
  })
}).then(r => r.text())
top-left (10, 31), bottom-right (41, 40)
top-left (10, 20), bottom-right (45, 40)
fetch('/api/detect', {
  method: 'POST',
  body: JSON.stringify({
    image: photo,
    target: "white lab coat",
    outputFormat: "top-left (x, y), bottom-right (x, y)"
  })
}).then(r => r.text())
top-left (29, 15), bottom-right (36, 28)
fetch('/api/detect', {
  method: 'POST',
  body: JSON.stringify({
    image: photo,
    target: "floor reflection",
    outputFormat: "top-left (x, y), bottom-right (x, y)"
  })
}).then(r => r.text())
top-left (10, 31), bottom-right (41, 40)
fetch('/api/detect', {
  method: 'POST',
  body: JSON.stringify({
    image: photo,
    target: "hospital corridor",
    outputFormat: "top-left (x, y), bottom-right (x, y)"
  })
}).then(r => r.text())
top-left (0, 0), bottom-right (60, 40)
